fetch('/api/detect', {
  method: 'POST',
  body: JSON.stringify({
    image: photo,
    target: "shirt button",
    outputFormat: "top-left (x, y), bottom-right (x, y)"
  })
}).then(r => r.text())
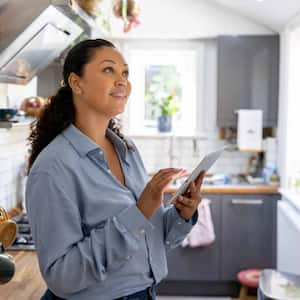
top-left (99, 150), bottom-right (103, 155)
top-left (140, 229), bottom-right (145, 234)
top-left (177, 221), bottom-right (182, 225)
top-left (166, 240), bottom-right (170, 245)
top-left (125, 256), bottom-right (131, 260)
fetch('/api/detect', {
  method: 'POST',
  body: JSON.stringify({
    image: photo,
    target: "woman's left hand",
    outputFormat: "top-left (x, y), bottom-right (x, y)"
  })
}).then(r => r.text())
top-left (174, 171), bottom-right (205, 220)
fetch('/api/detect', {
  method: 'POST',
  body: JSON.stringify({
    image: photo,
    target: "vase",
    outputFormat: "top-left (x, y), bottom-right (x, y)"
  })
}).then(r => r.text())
top-left (158, 115), bottom-right (172, 132)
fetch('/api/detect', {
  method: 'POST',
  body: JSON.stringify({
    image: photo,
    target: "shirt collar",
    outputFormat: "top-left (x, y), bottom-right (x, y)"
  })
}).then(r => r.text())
top-left (62, 124), bottom-right (129, 163)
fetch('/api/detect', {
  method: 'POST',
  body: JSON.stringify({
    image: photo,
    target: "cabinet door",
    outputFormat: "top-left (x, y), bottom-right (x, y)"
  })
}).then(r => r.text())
top-left (217, 35), bottom-right (279, 127)
top-left (165, 194), bottom-right (221, 281)
top-left (221, 194), bottom-right (277, 281)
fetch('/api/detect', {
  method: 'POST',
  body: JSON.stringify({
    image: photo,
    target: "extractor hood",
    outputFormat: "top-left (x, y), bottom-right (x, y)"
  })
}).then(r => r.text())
top-left (0, 0), bottom-right (100, 85)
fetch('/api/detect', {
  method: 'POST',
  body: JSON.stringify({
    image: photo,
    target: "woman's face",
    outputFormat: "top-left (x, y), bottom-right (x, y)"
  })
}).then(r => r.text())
top-left (72, 46), bottom-right (131, 119)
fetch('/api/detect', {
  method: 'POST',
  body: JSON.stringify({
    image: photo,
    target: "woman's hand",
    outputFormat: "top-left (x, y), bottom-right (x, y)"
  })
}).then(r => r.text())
top-left (174, 171), bottom-right (205, 220)
top-left (137, 168), bottom-right (187, 219)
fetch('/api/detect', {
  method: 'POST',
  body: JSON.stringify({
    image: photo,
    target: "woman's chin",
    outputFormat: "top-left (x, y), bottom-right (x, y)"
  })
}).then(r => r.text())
top-left (109, 107), bottom-right (126, 117)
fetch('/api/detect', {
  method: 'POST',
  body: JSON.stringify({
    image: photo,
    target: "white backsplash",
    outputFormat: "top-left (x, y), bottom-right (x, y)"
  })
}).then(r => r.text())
top-left (131, 135), bottom-right (254, 175)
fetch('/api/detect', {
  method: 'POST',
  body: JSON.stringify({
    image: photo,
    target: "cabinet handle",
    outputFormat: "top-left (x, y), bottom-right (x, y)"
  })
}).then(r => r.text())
top-left (231, 199), bottom-right (263, 205)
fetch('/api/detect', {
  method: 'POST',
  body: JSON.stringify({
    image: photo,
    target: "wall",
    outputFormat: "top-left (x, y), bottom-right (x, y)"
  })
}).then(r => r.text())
top-left (131, 135), bottom-right (253, 176)
top-left (107, 0), bottom-right (275, 39)
top-left (0, 125), bottom-right (29, 211)
top-left (0, 82), bottom-right (36, 211)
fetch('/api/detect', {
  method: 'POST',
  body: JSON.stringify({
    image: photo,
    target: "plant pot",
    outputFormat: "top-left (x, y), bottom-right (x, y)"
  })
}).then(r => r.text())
top-left (158, 115), bottom-right (172, 132)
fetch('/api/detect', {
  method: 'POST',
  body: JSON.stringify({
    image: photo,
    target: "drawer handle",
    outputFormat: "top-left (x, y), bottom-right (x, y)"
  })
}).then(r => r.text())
top-left (231, 199), bottom-right (263, 205)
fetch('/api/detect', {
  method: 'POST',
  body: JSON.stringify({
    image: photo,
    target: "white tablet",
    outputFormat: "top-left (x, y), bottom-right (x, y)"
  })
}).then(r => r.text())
top-left (166, 147), bottom-right (225, 206)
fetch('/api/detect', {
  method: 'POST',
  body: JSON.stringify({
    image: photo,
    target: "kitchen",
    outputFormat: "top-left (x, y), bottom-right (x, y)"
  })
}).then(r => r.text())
top-left (0, 0), bottom-right (300, 299)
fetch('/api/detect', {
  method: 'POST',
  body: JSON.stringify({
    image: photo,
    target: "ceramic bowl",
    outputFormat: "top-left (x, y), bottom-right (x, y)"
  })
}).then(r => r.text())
top-left (0, 109), bottom-right (18, 121)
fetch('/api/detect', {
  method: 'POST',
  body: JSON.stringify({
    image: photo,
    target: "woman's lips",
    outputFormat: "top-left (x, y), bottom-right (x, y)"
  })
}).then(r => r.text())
top-left (110, 92), bottom-right (127, 100)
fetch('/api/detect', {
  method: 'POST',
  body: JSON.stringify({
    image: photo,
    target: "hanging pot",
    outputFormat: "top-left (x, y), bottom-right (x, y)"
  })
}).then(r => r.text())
top-left (74, 0), bottom-right (102, 15)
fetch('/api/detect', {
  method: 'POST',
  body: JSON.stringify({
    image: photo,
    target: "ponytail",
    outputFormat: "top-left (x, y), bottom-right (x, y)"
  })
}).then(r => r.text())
top-left (27, 86), bottom-right (74, 173)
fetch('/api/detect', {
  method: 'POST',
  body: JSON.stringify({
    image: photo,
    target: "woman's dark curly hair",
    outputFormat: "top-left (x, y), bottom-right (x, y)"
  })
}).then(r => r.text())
top-left (27, 39), bottom-right (133, 173)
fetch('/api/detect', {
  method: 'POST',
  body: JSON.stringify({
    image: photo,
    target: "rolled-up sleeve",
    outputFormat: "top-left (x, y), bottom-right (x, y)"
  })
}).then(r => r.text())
top-left (26, 171), bottom-right (153, 297)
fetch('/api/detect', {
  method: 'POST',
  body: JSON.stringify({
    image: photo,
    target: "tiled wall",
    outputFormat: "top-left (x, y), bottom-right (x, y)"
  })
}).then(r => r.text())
top-left (0, 125), bottom-right (29, 211)
top-left (132, 135), bottom-right (254, 175)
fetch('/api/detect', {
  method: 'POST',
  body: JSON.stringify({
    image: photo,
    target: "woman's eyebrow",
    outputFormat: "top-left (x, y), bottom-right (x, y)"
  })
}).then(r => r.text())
top-left (99, 59), bottom-right (128, 66)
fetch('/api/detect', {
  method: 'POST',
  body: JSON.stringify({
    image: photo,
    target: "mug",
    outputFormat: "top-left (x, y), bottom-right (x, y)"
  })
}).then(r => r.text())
top-left (0, 207), bottom-right (17, 248)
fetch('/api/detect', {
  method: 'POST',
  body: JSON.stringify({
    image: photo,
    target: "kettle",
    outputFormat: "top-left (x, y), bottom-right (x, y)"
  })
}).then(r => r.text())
top-left (0, 243), bottom-right (15, 284)
top-left (0, 207), bottom-right (17, 284)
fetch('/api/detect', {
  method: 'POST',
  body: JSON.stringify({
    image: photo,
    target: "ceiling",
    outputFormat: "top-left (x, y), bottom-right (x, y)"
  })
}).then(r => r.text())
top-left (212, 0), bottom-right (300, 32)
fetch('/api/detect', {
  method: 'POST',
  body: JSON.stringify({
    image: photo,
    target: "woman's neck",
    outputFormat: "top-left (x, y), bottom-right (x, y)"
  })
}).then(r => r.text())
top-left (74, 115), bottom-right (110, 148)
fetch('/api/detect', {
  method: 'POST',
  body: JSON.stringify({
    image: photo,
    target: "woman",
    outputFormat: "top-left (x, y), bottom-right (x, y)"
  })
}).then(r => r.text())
top-left (26, 39), bottom-right (204, 300)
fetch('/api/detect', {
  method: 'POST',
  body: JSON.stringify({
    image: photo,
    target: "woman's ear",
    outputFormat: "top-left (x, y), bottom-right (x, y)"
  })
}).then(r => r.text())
top-left (68, 72), bottom-right (82, 95)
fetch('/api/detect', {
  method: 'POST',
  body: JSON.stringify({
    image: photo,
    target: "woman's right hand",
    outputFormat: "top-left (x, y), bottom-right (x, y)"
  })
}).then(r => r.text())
top-left (137, 168), bottom-right (187, 219)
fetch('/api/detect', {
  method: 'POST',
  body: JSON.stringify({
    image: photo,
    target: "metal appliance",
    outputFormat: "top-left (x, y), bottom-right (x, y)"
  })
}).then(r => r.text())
top-left (0, 0), bottom-right (101, 85)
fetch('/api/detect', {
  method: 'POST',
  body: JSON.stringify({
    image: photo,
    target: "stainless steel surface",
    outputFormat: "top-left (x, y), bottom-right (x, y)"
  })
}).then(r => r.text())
top-left (231, 199), bottom-right (263, 205)
top-left (0, 0), bottom-right (98, 84)
top-left (259, 269), bottom-right (300, 300)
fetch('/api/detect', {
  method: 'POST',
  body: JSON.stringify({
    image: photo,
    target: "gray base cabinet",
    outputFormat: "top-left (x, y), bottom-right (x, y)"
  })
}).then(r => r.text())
top-left (162, 193), bottom-right (279, 296)
top-left (220, 194), bottom-right (277, 280)
top-left (166, 195), bottom-right (221, 281)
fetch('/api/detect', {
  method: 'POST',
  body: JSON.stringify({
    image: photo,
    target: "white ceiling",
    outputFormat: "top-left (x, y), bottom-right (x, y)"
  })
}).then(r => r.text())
top-left (211, 0), bottom-right (300, 31)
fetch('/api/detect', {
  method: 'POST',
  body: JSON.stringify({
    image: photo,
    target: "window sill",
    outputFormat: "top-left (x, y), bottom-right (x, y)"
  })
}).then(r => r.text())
top-left (127, 130), bottom-right (207, 139)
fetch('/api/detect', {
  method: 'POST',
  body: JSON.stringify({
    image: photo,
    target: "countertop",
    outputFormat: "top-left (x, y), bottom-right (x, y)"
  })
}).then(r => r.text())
top-left (166, 184), bottom-right (279, 194)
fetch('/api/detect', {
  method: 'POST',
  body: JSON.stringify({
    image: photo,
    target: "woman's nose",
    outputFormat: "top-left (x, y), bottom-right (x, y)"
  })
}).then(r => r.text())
top-left (115, 78), bottom-right (127, 87)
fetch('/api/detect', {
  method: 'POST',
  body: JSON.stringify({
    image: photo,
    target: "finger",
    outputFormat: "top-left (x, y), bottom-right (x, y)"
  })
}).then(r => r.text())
top-left (188, 181), bottom-right (200, 198)
top-left (176, 196), bottom-right (194, 208)
top-left (156, 172), bottom-right (184, 192)
top-left (155, 169), bottom-right (187, 186)
top-left (152, 169), bottom-right (186, 183)
top-left (195, 171), bottom-right (205, 188)
top-left (174, 201), bottom-right (184, 210)
top-left (154, 168), bottom-right (184, 177)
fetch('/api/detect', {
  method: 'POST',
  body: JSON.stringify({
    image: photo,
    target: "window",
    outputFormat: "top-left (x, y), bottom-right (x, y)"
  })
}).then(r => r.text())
top-left (144, 64), bottom-right (181, 125)
top-left (124, 49), bottom-right (197, 136)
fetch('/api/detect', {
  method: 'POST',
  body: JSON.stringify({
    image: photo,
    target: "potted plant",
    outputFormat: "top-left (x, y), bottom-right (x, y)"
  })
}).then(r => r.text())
top-left (156, 94), bottom-right (179, 132)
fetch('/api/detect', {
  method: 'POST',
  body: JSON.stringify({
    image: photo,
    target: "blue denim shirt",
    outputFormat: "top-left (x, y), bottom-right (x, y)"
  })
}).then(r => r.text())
top-left (26, 124), bottom-right (196, 300)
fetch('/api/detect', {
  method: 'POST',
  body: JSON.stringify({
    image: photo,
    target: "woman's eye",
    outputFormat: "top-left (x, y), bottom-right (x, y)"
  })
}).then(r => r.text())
top-left (123, 70), bottom-right (129, 78)
top-left (103, 67), bottom-right (114, 73)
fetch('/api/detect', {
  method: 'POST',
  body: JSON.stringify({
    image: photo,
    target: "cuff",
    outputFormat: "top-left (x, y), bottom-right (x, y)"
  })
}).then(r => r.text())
top-left (175, 207), bottom-right (198, 225)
